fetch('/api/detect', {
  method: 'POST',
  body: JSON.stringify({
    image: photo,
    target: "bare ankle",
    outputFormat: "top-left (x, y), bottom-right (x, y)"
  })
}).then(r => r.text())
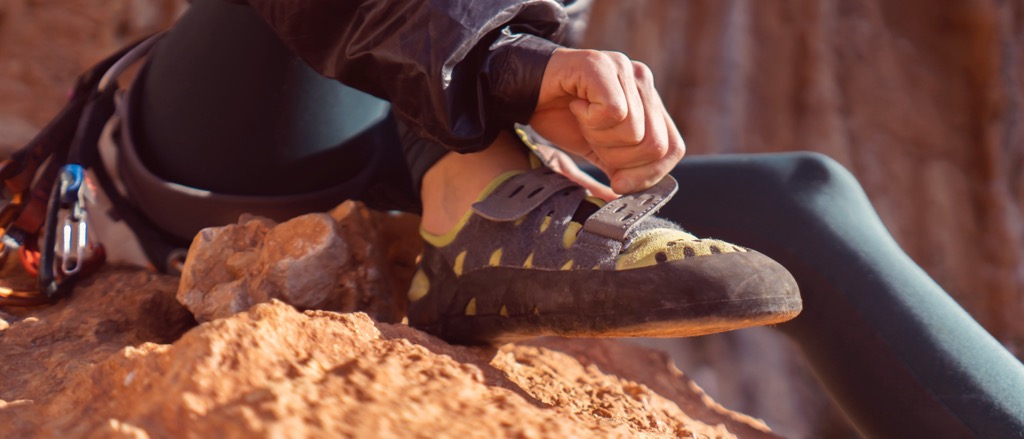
top-left (420, 131), bottom-right (530, 236)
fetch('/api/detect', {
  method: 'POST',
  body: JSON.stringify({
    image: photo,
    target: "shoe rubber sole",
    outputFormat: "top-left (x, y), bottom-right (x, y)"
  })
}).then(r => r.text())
top-left (411, 249), bottom-right (802, 345)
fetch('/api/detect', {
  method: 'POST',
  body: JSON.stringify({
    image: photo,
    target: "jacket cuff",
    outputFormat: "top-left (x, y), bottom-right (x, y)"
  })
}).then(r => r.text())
top-left (485, 33), bottom-right (561, 125)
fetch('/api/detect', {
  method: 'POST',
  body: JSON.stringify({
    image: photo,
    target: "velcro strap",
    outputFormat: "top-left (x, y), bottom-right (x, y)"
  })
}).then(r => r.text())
top-left (581, 175), bottom-right (678, 242)
top-left (471, 168), bottom-right (579, 222)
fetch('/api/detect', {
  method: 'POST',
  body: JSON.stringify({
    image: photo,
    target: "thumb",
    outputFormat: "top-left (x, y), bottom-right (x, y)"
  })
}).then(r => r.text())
top-left (539, 49), bottom-right (629, 129)
top-left (569, 98), bottom-right (590, 120)
top-left (568, 76), bottom-right (628, 130)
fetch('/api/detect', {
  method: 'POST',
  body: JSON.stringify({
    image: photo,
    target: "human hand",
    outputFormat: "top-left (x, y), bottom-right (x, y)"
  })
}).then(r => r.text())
top-left (528, 48), bottom-right (685, 194)
top-left (529, 140), bottom-right (619, 202)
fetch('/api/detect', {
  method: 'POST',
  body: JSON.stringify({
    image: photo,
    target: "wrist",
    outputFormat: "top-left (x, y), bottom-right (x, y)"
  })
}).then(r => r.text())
top-left (485, 34), bottom-right (562, 124)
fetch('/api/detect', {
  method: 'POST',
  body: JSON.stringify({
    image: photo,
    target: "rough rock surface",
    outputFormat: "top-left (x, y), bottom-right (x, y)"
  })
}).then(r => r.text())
top-left (177, 202), bottom-right (420, 324)
top-left (0, 0), bottom-right (186, 153)
top-left (0, 266), bottom-right (778, 438)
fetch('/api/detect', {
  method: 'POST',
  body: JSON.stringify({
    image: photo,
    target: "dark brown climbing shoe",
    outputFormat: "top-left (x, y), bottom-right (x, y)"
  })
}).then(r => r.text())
top-left (407, 167), bottom-right (801, 345)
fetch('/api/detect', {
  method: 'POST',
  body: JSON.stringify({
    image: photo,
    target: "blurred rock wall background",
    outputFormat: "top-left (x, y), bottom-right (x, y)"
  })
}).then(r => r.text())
top-left (0, 0), bottom-right (185, 148)
top-left (583, 1), bottom-right (1023, 437)
top-left (585, 0), bottom-right (1024, 347)
top-left (1, 0), bottom-right (1020, 437)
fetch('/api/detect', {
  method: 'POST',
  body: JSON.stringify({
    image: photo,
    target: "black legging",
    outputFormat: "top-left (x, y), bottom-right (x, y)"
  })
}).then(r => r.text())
top-left (657, 154), bottom-right (1024, 438)
top-left (131, 2), bottom-right (1024, 437)
top-left (131, 0), bottom-right (432, 215)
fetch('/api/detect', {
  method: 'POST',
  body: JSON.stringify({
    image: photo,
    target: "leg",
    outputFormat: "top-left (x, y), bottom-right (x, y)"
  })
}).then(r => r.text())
top-left (134, 0), bottom-right (404, 196)
top-left (120, 0), bottom-right (537, 250)
top-left (657, 152), bottom-right (1024, 438)
top-left (419, 131), bottom-right (530, 236)
top-left (123, 0), bottom-right (420, 243)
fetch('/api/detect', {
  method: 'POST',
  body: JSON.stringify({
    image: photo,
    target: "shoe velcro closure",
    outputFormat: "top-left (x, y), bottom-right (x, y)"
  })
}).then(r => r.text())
top-left (471, 168), bottom-right (581, 222)
top-left (581, 175), bottom-right (678, 241)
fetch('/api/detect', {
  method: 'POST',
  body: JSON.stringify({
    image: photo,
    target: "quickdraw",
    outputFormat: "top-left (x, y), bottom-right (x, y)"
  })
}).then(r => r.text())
top-left (0, 33), bottom-right (166, 306)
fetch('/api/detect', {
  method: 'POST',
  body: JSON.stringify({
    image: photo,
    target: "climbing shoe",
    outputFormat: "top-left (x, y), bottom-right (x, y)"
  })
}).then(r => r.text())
top-left (407, 167), bottom-right (801, 345)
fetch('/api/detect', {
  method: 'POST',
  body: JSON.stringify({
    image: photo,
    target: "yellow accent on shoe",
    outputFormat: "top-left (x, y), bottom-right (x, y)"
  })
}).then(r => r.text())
top-left (514, 217), bottom-right (526, 227)
top-left (584, 195), bottom-right (607, 208)
top-left (516, 127), bottom-right (541, 150)
top-left (465, 297), bottom-right (477, 316)
top-left (563, 222), bottom-right (582, 249)
top-left (421, 170), bottom-right (523, 248)
top-left (453, 250), bottom-right (467, 276)
top-left (515, 127), bottom-right (547, 170)
top-left (561, 260), bottom-right (574, 270)
top-left (528, 152), bottom-right (543, 169)
top-left (500, 305), bottom-right (509, 317)
top-left (539, 216), bottom-right (552, 233)
top-left (614, 229), bottom-right (738, 270)
top-left (523, 252), bottom-right (534, 268)
top-left (489, 248), bottom-right (503, 266)
top-left (408, 269), bottom-right (429, 301)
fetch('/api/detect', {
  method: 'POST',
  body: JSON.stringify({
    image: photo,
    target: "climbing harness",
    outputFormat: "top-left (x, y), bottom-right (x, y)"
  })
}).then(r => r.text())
top-left (0, 33), bottom-right (180, 306)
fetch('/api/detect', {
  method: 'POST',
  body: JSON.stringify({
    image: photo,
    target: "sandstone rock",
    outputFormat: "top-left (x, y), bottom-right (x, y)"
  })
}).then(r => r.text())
top-left (177, 215), bottom-right (276, 322)
top-left (251, 213), bottom-right (349, 309)
top-left (0, 0), bottom-right (187, 154)
top-left (329, 201), bottom-right (422, 323)
top-left (178, 203), bottom-right (418, 324)
top-left (0, 269), bottom-right (778, 438)
top-left (0, 268), bottom-right (195, 420)
top-left (632, 330), bottom-right (850, 439)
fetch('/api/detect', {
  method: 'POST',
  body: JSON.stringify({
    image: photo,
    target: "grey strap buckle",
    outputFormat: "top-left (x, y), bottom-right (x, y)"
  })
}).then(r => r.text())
top-left (471, 168), bottom-right (580, 222)
top-left (581, 175), bottom-right (678, 242)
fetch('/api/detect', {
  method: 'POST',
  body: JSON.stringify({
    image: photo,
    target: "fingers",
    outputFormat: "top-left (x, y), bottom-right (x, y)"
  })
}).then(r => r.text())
top-left (608, 107), bottom-right (686, 194)
top-left (589, 53), bottom-right (645, 145)
top-left (560, 50), bottom-right (646, 147)
top-left (576, 172), bottom-right (620, 202)
top-left (591, 62), bottom-right (667, 170)
top-left (530, 49), bottom-right (686, 194)
top-left (542, 146), bottom-right (620, 202)
top-left (591, 61), bottom-right (683, 193)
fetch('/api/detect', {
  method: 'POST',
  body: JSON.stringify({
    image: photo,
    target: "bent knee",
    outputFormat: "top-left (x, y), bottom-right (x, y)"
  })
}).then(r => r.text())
top-left (784, 151), bottom-right (859, 193)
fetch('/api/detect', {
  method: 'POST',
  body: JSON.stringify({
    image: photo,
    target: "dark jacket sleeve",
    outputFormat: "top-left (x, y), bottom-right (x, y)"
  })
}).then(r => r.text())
top-left (244, 0), bottom-right (567, 152)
